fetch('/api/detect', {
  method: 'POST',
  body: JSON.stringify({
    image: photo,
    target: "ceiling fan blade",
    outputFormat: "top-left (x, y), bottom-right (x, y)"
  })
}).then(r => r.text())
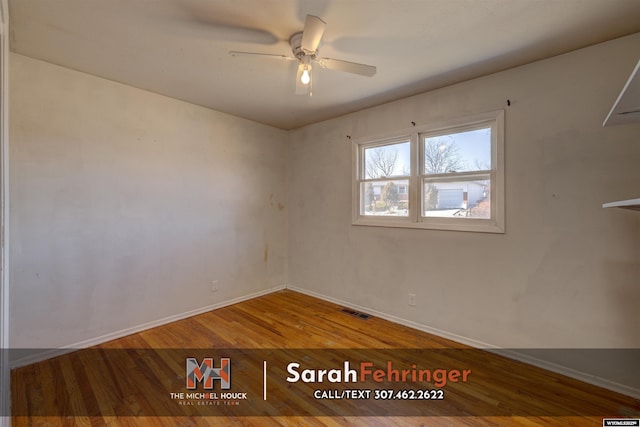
top-left (176, 2), bottom-right (279, 45)
top-left (301, 15), bottom-right (326, 53)
top-left (229, 51), bottom-right (295, 61)
top-left (316, 58), bottom-right (377, 77)
top-left (190, 23), bottom-right (279, 45)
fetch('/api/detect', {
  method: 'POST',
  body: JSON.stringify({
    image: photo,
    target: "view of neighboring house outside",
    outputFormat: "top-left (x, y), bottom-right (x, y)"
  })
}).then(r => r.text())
top-left (363, 180), bottom-right (409, 215)
top-left (363, 179), bottom-right (489, 217)
top-left (423, 179), bottom-right (489, 218)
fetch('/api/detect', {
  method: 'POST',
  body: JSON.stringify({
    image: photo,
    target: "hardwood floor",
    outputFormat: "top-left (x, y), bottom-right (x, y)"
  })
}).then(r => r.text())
top-left (11, 290), bottom-right (640, 426)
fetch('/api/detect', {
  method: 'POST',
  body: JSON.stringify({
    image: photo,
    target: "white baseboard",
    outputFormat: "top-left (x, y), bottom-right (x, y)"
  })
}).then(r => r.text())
top-left (10, 285), bottom-right (286, 369)
top-left (489, 348), bottom-right (640, 400)
top-left (286, 285), bottom-right (498, 348)
top-left (286, 285), bottom-right (640, 400)
top-left (11, 283), bottom-right (640, 400)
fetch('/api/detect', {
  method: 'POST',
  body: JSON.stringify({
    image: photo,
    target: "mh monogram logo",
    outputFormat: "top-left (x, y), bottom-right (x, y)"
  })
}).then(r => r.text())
top-left (186, 357), bottom-right (231, 390)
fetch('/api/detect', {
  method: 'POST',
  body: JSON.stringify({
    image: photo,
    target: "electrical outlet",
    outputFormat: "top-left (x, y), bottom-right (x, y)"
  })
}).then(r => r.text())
top-left (211, 280), bottom-right (219, 292)
top-left (408, 293), bottom-right (416, 306)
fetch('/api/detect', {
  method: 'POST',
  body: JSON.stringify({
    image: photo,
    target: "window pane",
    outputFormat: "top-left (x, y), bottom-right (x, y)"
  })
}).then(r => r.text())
top-left (364, 141), bottom-right (410, 179)
top-left (423, 128), bottom-right (491, 174)
top-left (361, 180), bottom-right (409, 216)
top-left (423, 176), bottom-right (490, 218)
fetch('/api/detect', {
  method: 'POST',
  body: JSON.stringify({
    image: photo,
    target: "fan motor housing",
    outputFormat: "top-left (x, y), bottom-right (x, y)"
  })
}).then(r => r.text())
top-left (289, 32), bottom-right (317, 59)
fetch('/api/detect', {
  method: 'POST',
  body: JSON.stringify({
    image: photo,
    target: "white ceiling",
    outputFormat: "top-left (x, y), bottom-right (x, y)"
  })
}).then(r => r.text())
top-left (9, 0), bottom-right (640, 130)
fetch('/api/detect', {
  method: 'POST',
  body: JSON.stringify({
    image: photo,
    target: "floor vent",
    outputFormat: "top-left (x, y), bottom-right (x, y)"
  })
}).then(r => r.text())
top-left (340, 308), bottom-right (371, 320)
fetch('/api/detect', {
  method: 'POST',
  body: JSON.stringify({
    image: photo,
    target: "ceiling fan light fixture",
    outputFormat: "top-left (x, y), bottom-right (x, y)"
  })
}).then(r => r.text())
top-left (301, 65), bottom-right (311, 85)
top-left (296, 60), bottom-right (313, 95)
top-left (230, 15), bottom-right (375, 97)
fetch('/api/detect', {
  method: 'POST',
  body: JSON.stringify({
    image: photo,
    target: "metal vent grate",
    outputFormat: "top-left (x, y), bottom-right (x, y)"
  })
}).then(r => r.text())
top-left (340, 308), bottom-right (371, 320)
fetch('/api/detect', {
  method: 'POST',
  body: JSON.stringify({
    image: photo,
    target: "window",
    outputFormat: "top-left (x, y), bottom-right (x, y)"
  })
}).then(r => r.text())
top-left (352, 110), bottom-right (504, 233)
top-left (360, 139), bottom-right (411, 217)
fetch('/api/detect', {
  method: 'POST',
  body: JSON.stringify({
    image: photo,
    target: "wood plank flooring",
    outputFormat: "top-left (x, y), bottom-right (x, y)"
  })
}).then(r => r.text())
top-left (11, 290), bottom-right (640, 426)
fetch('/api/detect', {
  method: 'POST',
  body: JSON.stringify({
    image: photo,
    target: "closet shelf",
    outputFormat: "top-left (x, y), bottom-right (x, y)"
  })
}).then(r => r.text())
top-left (602, 198), bottom-right (640, 211)
top-left (603, 58), bottom-right (640, 126)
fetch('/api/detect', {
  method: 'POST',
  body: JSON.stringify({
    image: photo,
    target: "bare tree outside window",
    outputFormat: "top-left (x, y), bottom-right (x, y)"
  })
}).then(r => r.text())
top-left (423, 137), bottom-right (465, 174)
top-left (365, 182), bottom-right (375, 211)
top-left (423, 138), bottom-right (465, 210)
top-left (422, 130), bottom-right (492, 218)
top-left (381, 182), bottom-right (399, 209)
top-left (365, 146), bottom-right (399, 178)
top-left (360, 142), bottom-right (410, 216)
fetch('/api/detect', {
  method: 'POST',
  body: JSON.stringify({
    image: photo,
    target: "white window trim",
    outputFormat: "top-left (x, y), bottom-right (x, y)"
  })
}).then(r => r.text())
top-left (352, 110), bottom-right (505, 233)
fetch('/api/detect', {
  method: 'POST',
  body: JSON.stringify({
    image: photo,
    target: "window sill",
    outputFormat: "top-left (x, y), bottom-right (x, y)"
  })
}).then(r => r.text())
top-left (352, 217), bottom-right (505, 234)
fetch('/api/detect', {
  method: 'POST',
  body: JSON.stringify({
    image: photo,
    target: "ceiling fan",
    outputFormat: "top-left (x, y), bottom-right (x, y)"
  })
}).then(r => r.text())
top-left (229, 15), bottom-right (376, 96)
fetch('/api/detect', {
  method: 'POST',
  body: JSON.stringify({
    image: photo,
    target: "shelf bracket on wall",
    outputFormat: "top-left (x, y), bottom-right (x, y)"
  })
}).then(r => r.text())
top-left (603, 58), bottom-right (640, 126)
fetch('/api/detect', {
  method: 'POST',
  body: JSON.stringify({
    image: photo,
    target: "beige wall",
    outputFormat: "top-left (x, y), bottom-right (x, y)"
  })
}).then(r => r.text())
top-left (9, 53), bottom-right (288, 350)
top-left (288, 34), bottom-right (640, 388)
